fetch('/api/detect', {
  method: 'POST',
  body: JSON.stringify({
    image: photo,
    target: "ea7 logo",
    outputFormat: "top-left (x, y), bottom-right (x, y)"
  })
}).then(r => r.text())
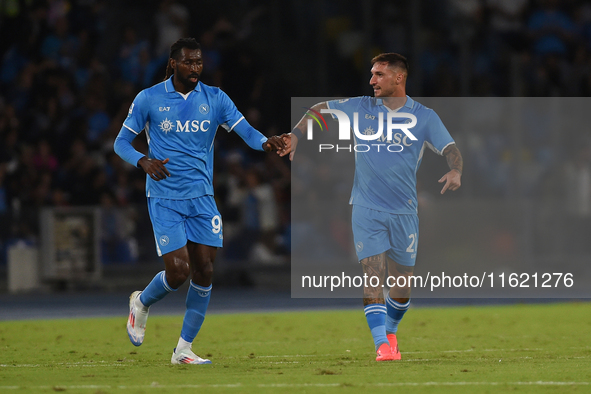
top-left (159, 107), bottom-right (170, 111)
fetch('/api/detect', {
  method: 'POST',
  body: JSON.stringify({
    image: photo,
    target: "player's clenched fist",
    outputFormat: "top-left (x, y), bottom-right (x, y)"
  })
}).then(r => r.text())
top-left (138, 157), bottom-right (171, 181)
top-left (263, 134), bottom-right (288, 153)
top-left (279, 133), bottom-right (296, 161)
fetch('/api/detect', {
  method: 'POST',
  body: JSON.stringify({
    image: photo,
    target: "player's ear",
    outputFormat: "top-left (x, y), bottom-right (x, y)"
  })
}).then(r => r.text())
top-left (169, 58), bottom-right (176, 69)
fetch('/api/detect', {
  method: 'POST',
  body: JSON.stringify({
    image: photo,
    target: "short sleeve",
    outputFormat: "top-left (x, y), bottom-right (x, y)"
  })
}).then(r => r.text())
top-left (424, 110), bottom-right (455, 155)
top-left (217, 89), bottom-right (245, 132)
top-left (123, 90), bottom-right (149, 134)
top-left (326, 97), bottom-right (359, 119)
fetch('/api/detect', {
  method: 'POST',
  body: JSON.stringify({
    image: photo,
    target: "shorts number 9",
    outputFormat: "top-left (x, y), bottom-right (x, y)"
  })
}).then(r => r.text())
top-left (211, 215), bottom-right (222, 234)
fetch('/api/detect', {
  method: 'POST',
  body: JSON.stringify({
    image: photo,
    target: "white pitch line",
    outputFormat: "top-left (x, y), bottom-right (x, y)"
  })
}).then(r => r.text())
top-left (0, 382), bottom-right (588, 390)
top-left (405, 347), bottom-right (544, 354)
top-left (368, 382), bottom-right (590, 387)
top-left (0, 346), bottom-right (578, 369)
top-left (244, 347), bottom-right (547, 358)
top-left (0, 348), bottom-right (552, 368)
top-left (256, 354), bottom-right (320, 358)
top-left (0, 361), bottom-right (133, 368)
top-left (402, 359), bottom-right (440, 362)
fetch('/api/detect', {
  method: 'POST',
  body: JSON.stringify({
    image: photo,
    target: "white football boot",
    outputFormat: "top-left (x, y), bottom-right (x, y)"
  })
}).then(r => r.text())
top-left (171, 347), bottom-right (212, 365)
top-left (127, 291), bottom-right (149, 346)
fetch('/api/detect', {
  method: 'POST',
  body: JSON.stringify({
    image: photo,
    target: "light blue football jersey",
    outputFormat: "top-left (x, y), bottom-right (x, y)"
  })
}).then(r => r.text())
top-left (123, 77), bottom-right (248, 199)
top-left (326, 96), bottom-right (454, 214)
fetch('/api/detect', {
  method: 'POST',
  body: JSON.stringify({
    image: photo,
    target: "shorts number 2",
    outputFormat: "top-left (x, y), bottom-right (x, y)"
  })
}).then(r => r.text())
top-left (406, 233), bottom-right (417, 253)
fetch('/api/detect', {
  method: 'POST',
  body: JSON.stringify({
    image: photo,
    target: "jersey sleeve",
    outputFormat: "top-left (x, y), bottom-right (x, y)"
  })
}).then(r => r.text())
top-left (325, 97), bottom-right (360, 118)
top-left (216, 89), bottom-right (267, 150)
top-left (217, 89), bottom-right (246, 133)
top-left (424, 109), bottom-right (455, 156)
top-left (122, 90), bottom-right (149, 135)
top-left (114, 126), bottom-right (145, 167)
top-left (233, 120), bottom-right (268, 151)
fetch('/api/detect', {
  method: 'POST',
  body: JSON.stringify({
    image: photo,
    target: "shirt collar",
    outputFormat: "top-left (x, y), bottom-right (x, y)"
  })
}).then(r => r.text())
top-left (375, 95), bottom-right (414, 110)
top-left (165, 75), bottom-right (202, 93)
top-left (403, 95), bottom-right (414, 109)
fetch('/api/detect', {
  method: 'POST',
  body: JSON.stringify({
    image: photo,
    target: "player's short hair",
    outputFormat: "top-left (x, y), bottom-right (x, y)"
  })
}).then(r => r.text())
top-left (169, 37), bottom-right (201, 60)
top-left (371, 53), bottom-right (409, 75)
top-left (164, 38), bottom-right (201, 80)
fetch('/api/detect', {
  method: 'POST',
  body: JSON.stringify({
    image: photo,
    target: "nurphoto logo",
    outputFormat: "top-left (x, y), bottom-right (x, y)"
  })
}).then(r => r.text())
top-left (303, 108), bottom-right (418, 153)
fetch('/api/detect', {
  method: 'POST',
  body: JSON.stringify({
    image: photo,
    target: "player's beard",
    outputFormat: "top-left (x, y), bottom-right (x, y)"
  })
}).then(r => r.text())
top-left (177, 72), bottom-right (200, 90)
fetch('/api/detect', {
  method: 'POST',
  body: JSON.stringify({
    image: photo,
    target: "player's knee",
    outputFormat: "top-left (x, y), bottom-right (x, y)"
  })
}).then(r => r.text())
top-left (166, 259), bottom-right (190, 289)
top-left (200, 261), bottom-right (214, 280)
top-left (190, 259), bottom-right (214, 283)
top-left (167, 271), bottom-right (189, 289)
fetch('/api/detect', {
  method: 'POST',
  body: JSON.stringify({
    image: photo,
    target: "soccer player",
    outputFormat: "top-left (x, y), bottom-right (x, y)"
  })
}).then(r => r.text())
top-left (283, 53), bottom-right (462, 361)
top-left (113, 38), bottom-right (287, 364)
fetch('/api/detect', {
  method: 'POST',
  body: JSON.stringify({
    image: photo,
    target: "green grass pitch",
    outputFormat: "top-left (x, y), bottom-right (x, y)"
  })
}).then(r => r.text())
top-left (1, 302), bottom-right (590, 393)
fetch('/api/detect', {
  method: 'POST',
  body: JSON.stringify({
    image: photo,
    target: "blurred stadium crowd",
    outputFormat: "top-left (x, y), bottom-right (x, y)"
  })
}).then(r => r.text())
top-left (0, 0), bottom-right (590, 269)
top-left (0, 0), bottom-right (292, 266)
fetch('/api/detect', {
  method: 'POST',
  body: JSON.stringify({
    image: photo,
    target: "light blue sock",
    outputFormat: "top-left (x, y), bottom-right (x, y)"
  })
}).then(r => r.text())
top-left (364, 303), bottom-right (388, 350)
top-left (386, 295), bottom-right (410, 335)
top-left (139, 271), bottom-right (176, 307)
top-left (180, 281), bottom-right (211, 343)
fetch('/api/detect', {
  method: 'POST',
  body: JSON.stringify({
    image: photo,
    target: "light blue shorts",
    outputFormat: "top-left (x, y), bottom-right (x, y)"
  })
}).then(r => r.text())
top-left (147, 195), bottom-right (223, 256)
top-left (351, 205), bottom-right (419, 266)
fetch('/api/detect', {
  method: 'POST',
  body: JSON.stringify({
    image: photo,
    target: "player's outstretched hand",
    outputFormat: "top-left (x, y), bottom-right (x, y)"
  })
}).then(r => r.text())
top-left (438, 169), bottom-right (461, 194)
top-left (138, 157), bottom-right (171, 181)
top-left (264, 135), bottom-right (287, 154)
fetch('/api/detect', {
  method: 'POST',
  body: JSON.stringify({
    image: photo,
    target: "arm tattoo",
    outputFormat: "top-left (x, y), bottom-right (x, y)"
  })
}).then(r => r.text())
top-left (361, 253), bottom-right (386, 306)
top-left (443, 144), bottom-right (463, 175)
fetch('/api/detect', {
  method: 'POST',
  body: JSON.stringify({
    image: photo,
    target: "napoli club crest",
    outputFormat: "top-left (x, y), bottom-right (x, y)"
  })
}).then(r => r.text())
top-left (356, 241), bottom-right (363, 252)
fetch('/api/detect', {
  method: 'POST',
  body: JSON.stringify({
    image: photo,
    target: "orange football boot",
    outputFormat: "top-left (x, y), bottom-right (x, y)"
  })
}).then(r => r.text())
top-left (376, 343), bottom-right (397, 361)
top-left (387, 334), bottom-right (402, 360)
